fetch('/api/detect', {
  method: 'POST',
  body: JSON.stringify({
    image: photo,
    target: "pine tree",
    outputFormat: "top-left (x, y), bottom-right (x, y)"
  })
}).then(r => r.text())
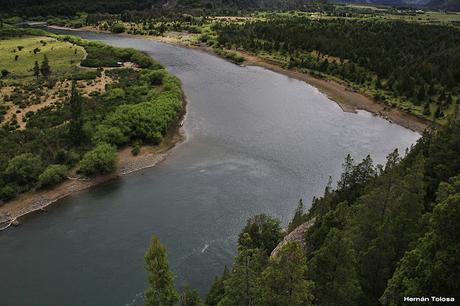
top-left (144, 235), bottom-right (179, 306)
top-left (69, 81), bottom-right (83, 144)
top-left (257, 241), bottom-right (314, 306)
top-left (220, 234), bottom-right (267, 306)
top-left (288, 199), bottom-right (306, 232)
top-left (381, 175), bottom-right (460, 305)
top-left (33, 61), bottom-right (40, 79)
top-left (307, 228), bottom-right (362, 305)
top-left (180, 284), bottom-right (204, 306)
top-left (205, 266), bottom-right (229, 306)
top-left (40, 55), bottom-right (51, 78)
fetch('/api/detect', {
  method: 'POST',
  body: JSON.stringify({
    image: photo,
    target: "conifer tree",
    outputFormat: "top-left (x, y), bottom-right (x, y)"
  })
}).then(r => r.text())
top-left (40, 55), bottom-right (51, 78)
top-left (69, 81), bottom-right (83, 144)
top-left (257, 241), bottom-right (314, 306)
top-left (144, 235), bottom-right (179, 306)
top-left (307, 228), bottom-right (362, 305)
top-left (33, 61), bottom-right (40, 79)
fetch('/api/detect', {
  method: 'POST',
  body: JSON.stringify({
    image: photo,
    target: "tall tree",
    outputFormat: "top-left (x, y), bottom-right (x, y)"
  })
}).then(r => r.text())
top-left (205, 266), bottom-right (229, 306)
top-left (40, 55), bottom-right (51, 78)
top-left (381, 175), bottom-right (460, 305)
top-left (69, 81), bottom-right (84, 144)
top-left (220, 233), bottom-right (267, 306)
top-left (33, 60), bottom-right (40, 79)
top-left (307, 228), bottom-right (362, 305)
top-left (257, 241), bottom-right (314, 306)
top-left (144, 235), bottom-right (179, 306)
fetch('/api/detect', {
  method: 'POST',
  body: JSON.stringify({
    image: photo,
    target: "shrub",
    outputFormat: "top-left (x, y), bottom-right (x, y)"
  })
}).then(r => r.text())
top-left (4, 153), bottom-right (43, 187)
top-left (111, 22), bottom-right (125, 34)
top-left (79, 143), bottom-right (117, 176)
top-left (1, 69), bottom-right (9, 77)
top-left (38, 164), bottom-right (68, 188)
top-left (0, 185), bottom-right (16, 202)
top-left (141, 70), bottom-right (164, 85)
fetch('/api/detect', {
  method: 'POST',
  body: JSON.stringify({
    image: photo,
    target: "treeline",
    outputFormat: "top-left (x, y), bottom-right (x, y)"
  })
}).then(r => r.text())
top-left (0, 29), bottom-right (183, 202)
top-left (201, 120), bottom-right (460, 305)
top-left (1, 0), bottom-right (328, 17)
top-left (214, 16), bottom-right (460, 118)
top-left (143, 121), bottom-right (460, 305)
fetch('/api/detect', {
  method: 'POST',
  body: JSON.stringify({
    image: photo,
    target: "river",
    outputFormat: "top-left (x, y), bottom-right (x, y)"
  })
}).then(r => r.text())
top-left (0, 31), bottom-right (420, 306)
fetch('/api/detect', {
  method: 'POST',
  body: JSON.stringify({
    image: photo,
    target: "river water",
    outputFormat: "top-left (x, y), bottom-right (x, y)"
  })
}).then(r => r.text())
top-left (0, 31), bottom-right (420, 306)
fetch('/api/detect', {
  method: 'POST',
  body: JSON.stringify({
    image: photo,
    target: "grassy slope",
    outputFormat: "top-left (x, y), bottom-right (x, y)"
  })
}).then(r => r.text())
top-left (0, 36), bottom-right (85, 80)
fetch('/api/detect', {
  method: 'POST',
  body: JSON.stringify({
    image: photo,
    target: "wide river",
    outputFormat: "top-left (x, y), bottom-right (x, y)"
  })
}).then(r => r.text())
top-left (0, 31), bottom-right (420, 306)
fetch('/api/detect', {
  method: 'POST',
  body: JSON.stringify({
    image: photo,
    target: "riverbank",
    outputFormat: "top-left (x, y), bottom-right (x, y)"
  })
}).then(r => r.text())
top-left (61, 25), bottom-right (429, 133)
top-left (0, 97), bottom-right (186, 231)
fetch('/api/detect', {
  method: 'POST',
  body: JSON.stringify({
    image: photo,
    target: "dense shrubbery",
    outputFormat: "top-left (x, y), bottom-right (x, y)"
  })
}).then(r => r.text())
top-left (0, 29), bottom-right (183, 202)
top-left (79, 143), bottom-right (117, 175)
top-left (38, 164), bottom-right (68, 188)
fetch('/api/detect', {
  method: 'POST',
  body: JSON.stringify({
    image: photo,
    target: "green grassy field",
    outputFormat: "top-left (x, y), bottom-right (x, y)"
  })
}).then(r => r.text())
top-left (0, 36), bottom-right (85, 80)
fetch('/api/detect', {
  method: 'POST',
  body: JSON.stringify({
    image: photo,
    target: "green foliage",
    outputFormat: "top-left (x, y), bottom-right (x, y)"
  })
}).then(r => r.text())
top-left (215, 17), bottom-right (460, 119)
top-left (110, 22), bottom-right (125, 33)
top-left (79, 143), bottom-right (117, 176)
top-left (144, 235), bottom-right (179, 306)
top-left (38, 164), bottom-right (68, 188)
top-left (307, 228), bottom-right (362, 305)
top-left (179, 285), bottom-right (204, 306)
top-left (69, 81), bottom-right (84, 144)
top-left (4, 153), bottom-right (42, 188)
top-left (381, 175), bottom-right (460, 305)
top-left (238, 214), bottom-right (283, 256)
top-left (257, 241), bottom-right (314, 306)
top-left (205, 267), bottom-right (229, 306)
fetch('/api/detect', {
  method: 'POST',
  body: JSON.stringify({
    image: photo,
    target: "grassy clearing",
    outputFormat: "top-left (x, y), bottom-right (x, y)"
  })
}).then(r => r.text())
top-left (0, 36), bottom-right (85, 80)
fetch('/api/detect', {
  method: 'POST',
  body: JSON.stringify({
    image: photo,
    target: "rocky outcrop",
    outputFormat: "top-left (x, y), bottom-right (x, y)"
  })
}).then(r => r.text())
top-left (270, 218), bottom-right (316, 258)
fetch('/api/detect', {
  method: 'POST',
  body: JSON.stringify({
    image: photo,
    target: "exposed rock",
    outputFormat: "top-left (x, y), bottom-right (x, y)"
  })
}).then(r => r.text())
top-left (270, 218), bottom-right (316, 258)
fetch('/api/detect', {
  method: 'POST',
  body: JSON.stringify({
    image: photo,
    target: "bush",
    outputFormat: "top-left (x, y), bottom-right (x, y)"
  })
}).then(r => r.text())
top-left (0, 185), bottom-right (16, 202)
top-left (4, 153), bottom-right (43, 187)
top-left (38, 164), bottom-right (68, 188)
top-left (141, 70), bottom-right (164, 85)
top-left (79, 143), bottom-right (117, 176)
top-left (111, 22), bottom-right (125, 34)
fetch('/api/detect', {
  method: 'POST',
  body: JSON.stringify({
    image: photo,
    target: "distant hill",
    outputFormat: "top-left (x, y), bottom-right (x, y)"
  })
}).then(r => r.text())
top-left (334, 0), bottom-right (459, 11)
top-left (1, 0), bottom-right (327, 16)
top-left (426, 0), bottom-right (460, 11)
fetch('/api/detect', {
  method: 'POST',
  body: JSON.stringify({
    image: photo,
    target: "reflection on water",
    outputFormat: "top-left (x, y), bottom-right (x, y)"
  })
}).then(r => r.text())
top-left (0, 31), bottom-right (420, 306)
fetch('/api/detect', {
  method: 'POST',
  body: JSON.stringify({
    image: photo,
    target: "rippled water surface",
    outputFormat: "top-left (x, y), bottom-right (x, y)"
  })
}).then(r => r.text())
top-left (0, 31), bottom-right (420, 306)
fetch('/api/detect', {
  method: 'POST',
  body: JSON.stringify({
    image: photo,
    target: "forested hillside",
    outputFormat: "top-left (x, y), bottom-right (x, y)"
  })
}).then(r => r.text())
top-left (200, 118), bottom-right (460, 305)
top-left (214, 16), bottom-right (460, 121)
top-left (0, 0), bottom-right (327, 16)
top-left (143, 118), bottom-right (460, 305)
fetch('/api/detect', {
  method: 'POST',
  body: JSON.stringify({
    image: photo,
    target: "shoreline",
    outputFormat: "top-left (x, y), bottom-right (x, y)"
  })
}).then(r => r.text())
top-left (0, 96), bottom-right (187, 231)
top-left (69, 25), bottom-right (430, 134)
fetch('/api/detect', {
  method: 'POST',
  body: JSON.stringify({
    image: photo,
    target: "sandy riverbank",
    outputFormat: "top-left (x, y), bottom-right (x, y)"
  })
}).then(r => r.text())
top-left (0, 97), bottom-right (186, 231)
top-left (105, 28), bottom-right (430, 133)
top-left (48, 25), bottom-right (430, 133)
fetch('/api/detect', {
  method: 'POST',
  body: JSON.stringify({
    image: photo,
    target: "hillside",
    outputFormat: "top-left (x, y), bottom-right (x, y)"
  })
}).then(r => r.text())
top-left (1, 0), bottom-right (327, 16)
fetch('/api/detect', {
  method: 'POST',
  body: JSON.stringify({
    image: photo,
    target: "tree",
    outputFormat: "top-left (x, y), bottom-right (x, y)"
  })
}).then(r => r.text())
top-left (179, 285), bottom-right (204, 306)
top-left (69, 81), bottom-right (84, 144)
top-left (307, 228), bottom-right (362, 305)
top-left (40, 55), bottom-right (51, 78)
top-left (79, 143), bottom-right (117, 176)
top-left (37, 164), bottom-right (68, 188)
top-left (4, 153), bottom-right (43, 187)
top-left (381, 175), bottom-right (460, 305)
top-left (238, 214), bottom-right (283, 256)
top-left (144, 235), bottom-right (179, 306)
top-left (220, 234), bottom-right (267, 306)
top-left (257, 241), bottom-right (314, 306)
top-left (33, 61), bottom-right (40, 79)
top-left (205, 266), bottom-right (229, 306)
top-left (288, 199), bottom-right (306, 232)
